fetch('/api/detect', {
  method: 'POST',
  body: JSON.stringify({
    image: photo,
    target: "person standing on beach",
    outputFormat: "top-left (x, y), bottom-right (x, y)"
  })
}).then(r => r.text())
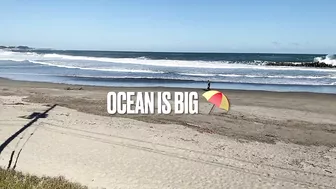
top-left (207, 80), bottom-right (211, 90)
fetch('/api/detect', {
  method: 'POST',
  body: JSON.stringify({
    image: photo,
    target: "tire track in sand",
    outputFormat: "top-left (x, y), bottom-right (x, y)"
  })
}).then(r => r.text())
top-left (39, 122), bottom-right (335, 189)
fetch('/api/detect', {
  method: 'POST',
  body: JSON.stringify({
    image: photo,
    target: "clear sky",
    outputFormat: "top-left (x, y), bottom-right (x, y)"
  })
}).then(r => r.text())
top-left (0, 0), bottom-right (335, 53)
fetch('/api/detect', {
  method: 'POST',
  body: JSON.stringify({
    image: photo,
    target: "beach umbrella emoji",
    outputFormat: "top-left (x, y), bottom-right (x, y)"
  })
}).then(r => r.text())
top-left (202, 90), bottom-right (230, 114)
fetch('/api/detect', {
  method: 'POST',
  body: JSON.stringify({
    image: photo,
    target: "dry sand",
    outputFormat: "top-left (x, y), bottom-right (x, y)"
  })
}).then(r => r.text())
top-left (0, 78), bottom-right (336, 188)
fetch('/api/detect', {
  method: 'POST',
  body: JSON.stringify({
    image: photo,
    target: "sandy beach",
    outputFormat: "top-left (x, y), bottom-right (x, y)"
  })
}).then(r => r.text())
top-left (0, 78), bottom-right (336, 189)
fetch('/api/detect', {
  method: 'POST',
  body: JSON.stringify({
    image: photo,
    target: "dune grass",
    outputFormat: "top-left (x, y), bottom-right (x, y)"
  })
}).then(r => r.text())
top-left (0, 167), bottom-right (88, 189)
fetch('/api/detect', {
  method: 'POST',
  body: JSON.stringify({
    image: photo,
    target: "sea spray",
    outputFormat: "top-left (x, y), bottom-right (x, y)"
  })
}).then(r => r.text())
top-left (314, 54), bottom-right (336, 66)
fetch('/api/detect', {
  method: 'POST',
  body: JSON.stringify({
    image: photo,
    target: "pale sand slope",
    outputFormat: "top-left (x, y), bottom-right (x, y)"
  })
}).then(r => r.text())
top-left (0, 96), bottom-right (335, 189)
top-left (2, 78), bottom-right (336, 147)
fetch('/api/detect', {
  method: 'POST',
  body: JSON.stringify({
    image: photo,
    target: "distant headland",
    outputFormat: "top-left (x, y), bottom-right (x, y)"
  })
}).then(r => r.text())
top-left (0, 45), bottom-right (53, 51)
top-left (0, 45), bottom-right (34, 51)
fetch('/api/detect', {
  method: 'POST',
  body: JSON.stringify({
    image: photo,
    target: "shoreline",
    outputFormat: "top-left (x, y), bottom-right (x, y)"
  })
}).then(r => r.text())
top-left (1, 77), bottom-right (336, 96)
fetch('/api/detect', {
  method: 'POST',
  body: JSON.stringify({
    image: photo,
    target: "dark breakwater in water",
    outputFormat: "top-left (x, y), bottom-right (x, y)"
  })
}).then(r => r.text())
top-left (265, 62), bottom-right (336, 68)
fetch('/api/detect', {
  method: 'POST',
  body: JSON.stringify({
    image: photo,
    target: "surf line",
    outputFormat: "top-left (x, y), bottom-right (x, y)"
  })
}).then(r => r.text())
top-left (107, 91), bottom-right (199, 115)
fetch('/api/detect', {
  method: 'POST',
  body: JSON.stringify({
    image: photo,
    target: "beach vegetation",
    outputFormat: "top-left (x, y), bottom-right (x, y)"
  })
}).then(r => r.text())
top-left (0, 167), bottom-right (88, 189)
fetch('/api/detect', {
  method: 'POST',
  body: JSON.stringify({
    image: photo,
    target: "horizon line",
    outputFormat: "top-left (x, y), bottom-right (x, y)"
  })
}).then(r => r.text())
top-left (1, 45), bottom-right (328, 55)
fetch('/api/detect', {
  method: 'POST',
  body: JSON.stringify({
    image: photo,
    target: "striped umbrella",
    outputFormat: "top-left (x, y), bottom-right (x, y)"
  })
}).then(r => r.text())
top-left (202, 90), bottom-right (230, 114)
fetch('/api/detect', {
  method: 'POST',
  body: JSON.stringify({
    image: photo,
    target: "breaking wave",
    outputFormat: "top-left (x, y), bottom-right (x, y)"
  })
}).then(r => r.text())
top-left (0, 50), bottom-right (335, 72)
top-left (29, 60), bottom-right (164, 74)
top-left (1, 50), bottom-right (336, 89)
top-left (179, 73), bottom-right (336, 79)
top-left (314, 54), bottom-right (336, 66)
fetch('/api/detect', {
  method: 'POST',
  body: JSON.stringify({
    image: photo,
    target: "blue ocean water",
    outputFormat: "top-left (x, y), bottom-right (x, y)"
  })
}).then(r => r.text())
top-left (0, 49), bottom-right (336, 93)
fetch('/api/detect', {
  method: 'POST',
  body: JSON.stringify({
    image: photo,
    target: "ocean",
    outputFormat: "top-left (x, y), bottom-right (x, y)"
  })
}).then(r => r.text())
top-left (0, 49), bottom-right (336, 94)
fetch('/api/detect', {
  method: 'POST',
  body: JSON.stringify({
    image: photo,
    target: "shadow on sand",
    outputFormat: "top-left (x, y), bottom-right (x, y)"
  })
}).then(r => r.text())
top-left (0, 104), bottom-right (57, 169)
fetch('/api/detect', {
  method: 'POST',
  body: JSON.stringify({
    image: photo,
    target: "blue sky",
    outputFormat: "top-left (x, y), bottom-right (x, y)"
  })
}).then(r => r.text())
top-left (0, 0), bottom-right (335, 53)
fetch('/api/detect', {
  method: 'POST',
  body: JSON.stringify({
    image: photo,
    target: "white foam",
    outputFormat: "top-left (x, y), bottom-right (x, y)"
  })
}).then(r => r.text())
top-left (30, 60), bottom-right (163, 74)
top-left (218, 74), bottom-right (246, 77)
top-left (266, 75), bottom-right (334, 79)
top-left (66, 75), bottom-right (159, 79)
top-left (178, 73), bottom-right (217, 77)
top-left (40, 53), bottom-right (252, 69)
top-left (218, 74), bottom-right (336, 79)
top-left (176, 73), bottom-right (336, 79)
top-left (1, 50), bottom-right (336, 72)
top-left (0, 50), bottom-right (336, 72)
top-left (249, 66), bottom-right (336, 72)
top-left (314, 54), bottom-right (336, 66)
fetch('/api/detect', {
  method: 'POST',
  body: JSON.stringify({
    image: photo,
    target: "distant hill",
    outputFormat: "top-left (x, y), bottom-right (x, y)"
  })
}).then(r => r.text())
top-left (0, 45), bottom-right (33, 50)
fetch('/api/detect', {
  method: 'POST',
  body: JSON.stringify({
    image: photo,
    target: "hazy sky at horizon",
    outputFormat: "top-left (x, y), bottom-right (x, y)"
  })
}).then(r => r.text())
top-left (0, 0), bottom-right (335, 53)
